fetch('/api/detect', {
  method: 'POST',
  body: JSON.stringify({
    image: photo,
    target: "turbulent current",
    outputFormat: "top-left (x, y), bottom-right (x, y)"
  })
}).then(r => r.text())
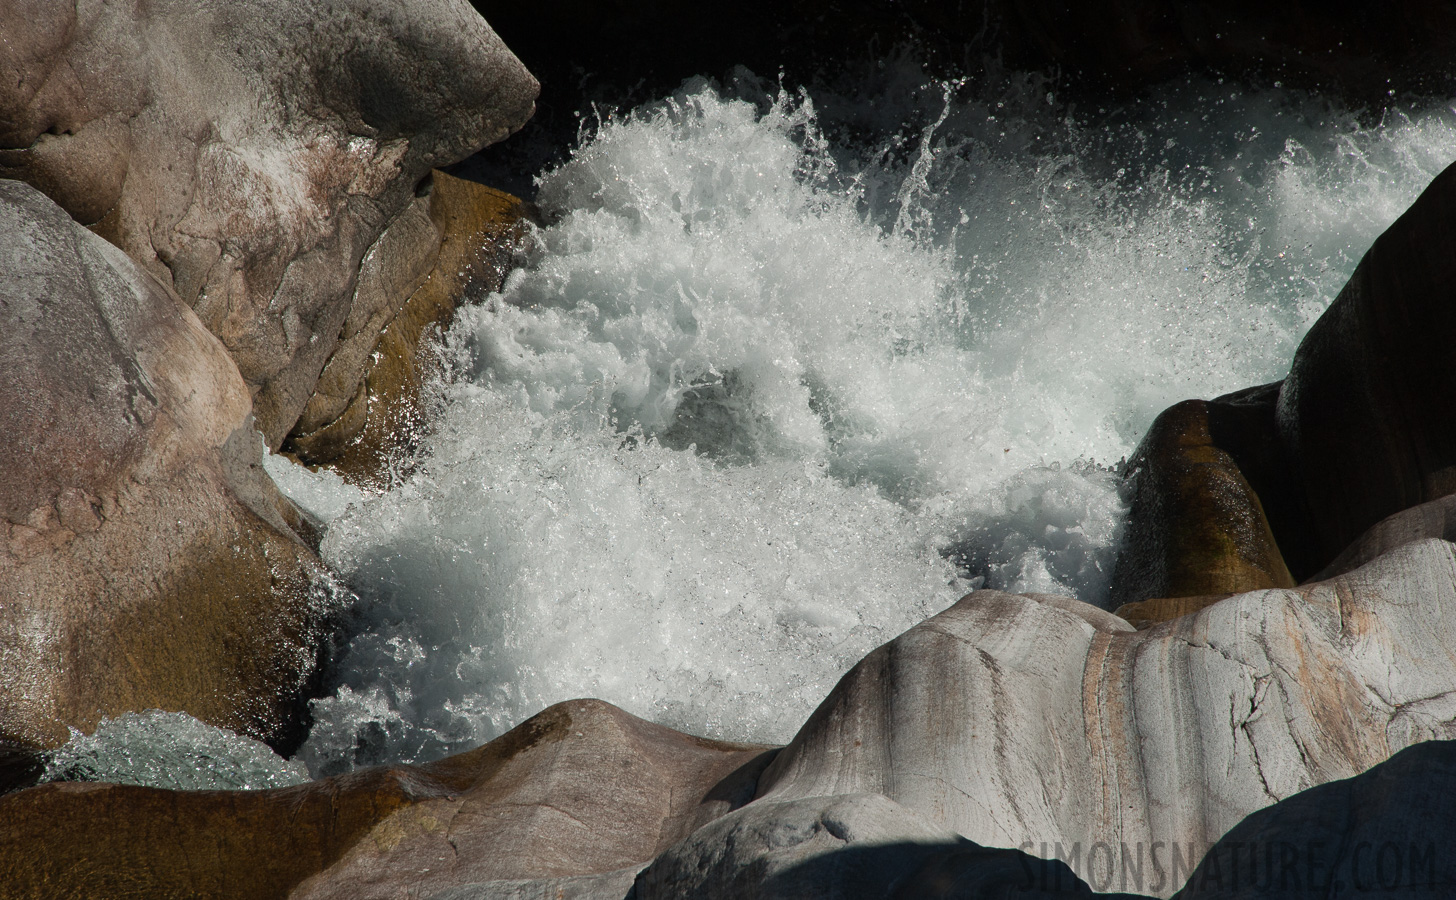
top-left (60, 68), bottom-right (1456, 784)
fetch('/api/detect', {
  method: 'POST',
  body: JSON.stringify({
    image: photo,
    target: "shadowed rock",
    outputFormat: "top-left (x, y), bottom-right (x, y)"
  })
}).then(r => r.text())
top-left (1172, 740), bottom-right (1456, 898)
top-left (1114, 160), bottom-right (1456, 624)
top-left (636, 793), bottom-right (1123, 899)
top-left (0, 0), bottom-right (538, 446)
top-left (285, 171), bottom-right (535, 484)
top-left (1276, 159), bottom-right (1456, 577)
top-left (0, 180), bottom-right (330, 752)
top-left (1312, 493), bottom-right (1456, 582)
top-left (0, 699), bottom-right (775, 900)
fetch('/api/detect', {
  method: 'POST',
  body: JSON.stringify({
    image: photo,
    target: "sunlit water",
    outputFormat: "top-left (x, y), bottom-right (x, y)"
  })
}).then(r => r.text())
top-left (96, 67), bottom-right (1449, 784)
top-left (41, 712), bottom-right (310, 790)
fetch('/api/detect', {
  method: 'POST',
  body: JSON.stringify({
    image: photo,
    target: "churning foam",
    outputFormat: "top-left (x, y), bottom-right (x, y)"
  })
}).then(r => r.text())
top-left (274, 74), bottom-right (1456, 774)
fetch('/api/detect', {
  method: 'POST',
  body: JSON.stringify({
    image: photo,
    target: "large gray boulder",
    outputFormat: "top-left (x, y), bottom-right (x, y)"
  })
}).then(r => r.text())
top-left (0, 0), bottom-right (538, 446)
top-left (751, 539), bottom-right (1456, 897)
top-left (0, 180), bottom-right (328, 751)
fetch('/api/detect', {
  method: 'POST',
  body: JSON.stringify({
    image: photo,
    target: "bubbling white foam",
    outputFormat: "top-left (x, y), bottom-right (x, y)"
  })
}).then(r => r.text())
top-left (291, 77), bottom-right (1456, 774)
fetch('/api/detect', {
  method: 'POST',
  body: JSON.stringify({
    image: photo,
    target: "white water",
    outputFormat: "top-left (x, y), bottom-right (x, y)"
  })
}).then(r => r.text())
top-left (253, 71), bottom-right (1456, 777)
top-left (41, 712), bottom-right (310, 790)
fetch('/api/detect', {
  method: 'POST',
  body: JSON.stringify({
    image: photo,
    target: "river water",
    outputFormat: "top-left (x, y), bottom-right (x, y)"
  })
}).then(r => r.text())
top-left (52, 65), bottom-right (1456, 784)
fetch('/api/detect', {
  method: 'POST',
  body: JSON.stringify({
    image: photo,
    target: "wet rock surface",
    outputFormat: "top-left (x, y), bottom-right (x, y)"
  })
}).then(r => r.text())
top-left (0, 181), bottom-right (330, 753)
top-left (285, 171), bottom-right (535, 484)
top-left (1115, 158), bottom-right (1456, 615)
top-left (1110, 398), bottom-right (1294, 613)
top-left (0, 0), bottom-right (537, 446)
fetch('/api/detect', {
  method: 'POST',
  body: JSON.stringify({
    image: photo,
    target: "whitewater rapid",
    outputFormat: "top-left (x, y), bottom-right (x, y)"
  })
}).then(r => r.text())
top-left (61, 69), bottom-right (1456, 784)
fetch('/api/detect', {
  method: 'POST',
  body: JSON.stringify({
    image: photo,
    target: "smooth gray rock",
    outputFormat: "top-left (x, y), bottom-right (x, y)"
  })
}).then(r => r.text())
top-left (0, 179), bottom-right (329, 750)
top-left (752, 540), bottom-right (1456, 897)
top-left (0, 0), bottom-right (538, 446)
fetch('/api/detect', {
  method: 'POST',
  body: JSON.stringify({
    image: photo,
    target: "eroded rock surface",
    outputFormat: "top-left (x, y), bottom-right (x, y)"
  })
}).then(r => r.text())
top-left (0, 181), bottom-right (328, 751)
top-left (753, 538), bottom-right (1456, 897)
top-left (0, 0), bottom-right (538, 446)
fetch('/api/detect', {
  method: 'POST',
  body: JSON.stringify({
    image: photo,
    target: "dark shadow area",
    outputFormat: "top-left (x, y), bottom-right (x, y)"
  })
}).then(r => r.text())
top-left (464, 0), bottom-right (1456, 198)
top-left (760, 836), bottom-right (1156, 898)
top-left (0, 743), bottom-right (44, 796)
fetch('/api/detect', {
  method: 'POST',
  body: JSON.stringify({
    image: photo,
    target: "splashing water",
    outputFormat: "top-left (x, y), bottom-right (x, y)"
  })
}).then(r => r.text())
top-left (42, 711), bottom-right (310, 791)
top-left (269, 72), bottom-right (1456, 775)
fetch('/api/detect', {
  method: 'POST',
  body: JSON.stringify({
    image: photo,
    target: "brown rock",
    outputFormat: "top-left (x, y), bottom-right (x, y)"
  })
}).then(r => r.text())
top-left (1276, 159), bottom-right (1456, 575)
top-left (0, 181), bottom-right (329, 751)
top-left (0, 0), bottom-right (538, 446)
top-left (0, 699), bottom-right (776, 900)
top-left (285, 172), bottom-right (535, 485)
top-left (1112, 593), bottom-right (1232, 630)
top-left (1109, 398), bottom-right (1294, 613)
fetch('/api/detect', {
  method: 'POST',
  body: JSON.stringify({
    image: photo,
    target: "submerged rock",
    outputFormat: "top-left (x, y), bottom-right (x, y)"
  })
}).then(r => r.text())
top-left (0, 700), bottom-right (773, 899)
top-left (285, 172), bottom-right (535, 484)
top-left (0, 0), bottom-right (538, 446)
top-left (0, 181), bottom-right (329, 753)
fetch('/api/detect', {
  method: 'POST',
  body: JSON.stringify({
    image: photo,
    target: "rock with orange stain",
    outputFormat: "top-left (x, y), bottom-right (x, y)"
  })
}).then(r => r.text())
top-left (1109, 397), bottom-right (1295, 613)
top-left (284, 172), bottom-right (535, 485)
top-left (734, 536), bottom-right (1456, 897)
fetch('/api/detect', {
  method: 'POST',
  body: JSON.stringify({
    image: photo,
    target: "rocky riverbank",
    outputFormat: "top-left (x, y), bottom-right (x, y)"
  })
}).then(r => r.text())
top-left (4, 1), bottom-right (1456, 897)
